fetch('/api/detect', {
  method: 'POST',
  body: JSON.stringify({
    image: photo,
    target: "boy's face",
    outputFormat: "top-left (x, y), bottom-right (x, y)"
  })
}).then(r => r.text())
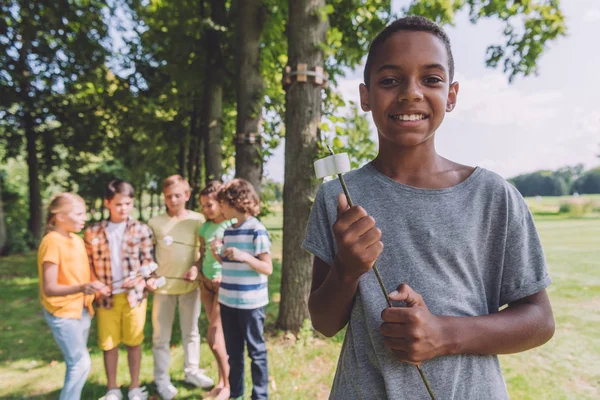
top-left (359, 31), bottom-right (459, 149)
top-left (104, 193), bottom-right (134, 223)
top-left (219, 200), bottom-right (237, 220)
top-left (200, 194), bottom-right (221, 221)
top-left (163, 184), bottom-right (191, 213)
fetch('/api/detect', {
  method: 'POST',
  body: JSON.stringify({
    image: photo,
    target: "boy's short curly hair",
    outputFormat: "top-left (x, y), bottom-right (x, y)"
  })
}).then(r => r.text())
top-left (217, 178), bottom-right (260, 217)
top-left (200, 180), bottom-right (223, 197)
top-left (363, 15), bottom-right (454, 87)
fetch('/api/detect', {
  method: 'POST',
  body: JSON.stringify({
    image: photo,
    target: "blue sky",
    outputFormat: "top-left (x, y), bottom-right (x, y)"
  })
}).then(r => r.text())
top-left (265, 0), bottom-right (600, 182)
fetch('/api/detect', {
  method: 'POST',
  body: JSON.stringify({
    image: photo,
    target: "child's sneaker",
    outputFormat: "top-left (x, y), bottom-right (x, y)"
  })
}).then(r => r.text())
top-left (102, 388), bottom-right (123, 400)
top-left (128, 386), bottom-right (148, 400)
top-left (184, 371), bottom-right (214, 389)
top-left (156, 382), bottom-right (178, 400)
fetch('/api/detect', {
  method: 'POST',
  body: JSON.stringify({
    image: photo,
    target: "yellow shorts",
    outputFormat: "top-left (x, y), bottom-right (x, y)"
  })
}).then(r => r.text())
top-left (97, 293), bottom-right (147, 351)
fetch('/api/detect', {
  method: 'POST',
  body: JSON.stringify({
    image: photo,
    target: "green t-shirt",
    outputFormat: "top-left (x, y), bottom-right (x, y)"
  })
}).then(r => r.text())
top-left (198, 219), bottom-right (234, 279)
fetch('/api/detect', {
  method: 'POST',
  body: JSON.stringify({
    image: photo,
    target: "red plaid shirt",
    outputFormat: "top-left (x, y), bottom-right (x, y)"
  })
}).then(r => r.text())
top-left (84, 219), bottom-right (154, 309)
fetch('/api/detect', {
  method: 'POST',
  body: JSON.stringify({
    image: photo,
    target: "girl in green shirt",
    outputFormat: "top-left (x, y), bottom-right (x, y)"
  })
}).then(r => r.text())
top-left (184, 181), bottom-right (233, 400)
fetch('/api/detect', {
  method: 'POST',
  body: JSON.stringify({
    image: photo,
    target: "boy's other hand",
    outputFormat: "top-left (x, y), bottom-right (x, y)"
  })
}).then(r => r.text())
top-left (333, 193), bottom-right (383, 281)
top-left (380, 283), bottom-right (447, 364)
top-left (222, 247), bottom-right (248, 263)
top-left (81, 281), bottom-right (106, 295)
top-left (183, 265), bottom-right (199, 281)
top-left (121, 276), bottom-right (143, 289)
top-left (145, 278), bottom-right (158, 291)
top-left (98, 285), bottom-right (112, 297)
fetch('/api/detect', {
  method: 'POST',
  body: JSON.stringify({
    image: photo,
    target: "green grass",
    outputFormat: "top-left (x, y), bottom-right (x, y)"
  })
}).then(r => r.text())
top-left (1, 215), bottom-right (599, 399)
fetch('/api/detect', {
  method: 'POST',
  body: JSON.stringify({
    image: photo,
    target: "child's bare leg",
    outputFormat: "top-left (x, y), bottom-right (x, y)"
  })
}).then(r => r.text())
top-left (126, 344), bottom-right (142, 388)
top-left (201, 279), bottom-right (230, 398)
top-left (104, 347), bottom-right (119, 389)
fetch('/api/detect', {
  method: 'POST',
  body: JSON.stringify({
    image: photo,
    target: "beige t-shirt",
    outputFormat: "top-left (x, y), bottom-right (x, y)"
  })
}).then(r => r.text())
top-left (148, 210), bottom-right (205, 294)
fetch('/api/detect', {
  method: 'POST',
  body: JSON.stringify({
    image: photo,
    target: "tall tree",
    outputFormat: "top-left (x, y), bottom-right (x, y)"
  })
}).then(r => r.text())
top-left (0, 0), bottom-right (110, 241)
top-left (277, 0), bottom-right (328, 332)
top-left (234, 0), bottom-right (266, 192)
top-left (0, 172), bottom-right (6, 255)
top-left (202, 0), bottom-right (228, 182)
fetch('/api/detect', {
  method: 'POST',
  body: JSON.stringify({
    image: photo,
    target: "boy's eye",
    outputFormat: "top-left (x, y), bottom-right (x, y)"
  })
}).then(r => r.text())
top-left (424, 76), bottom-right (443, 84)
top-left (379, 77), bottom-right (399, 86)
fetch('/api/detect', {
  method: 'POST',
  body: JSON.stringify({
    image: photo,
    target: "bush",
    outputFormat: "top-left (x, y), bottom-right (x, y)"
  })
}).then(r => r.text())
top-left (558, 198), bottom-right (593, 218)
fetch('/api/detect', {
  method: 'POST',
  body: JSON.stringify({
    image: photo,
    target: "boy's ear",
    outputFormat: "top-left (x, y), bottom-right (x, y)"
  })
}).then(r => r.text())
top-left (446, 81), bottom-right (459, 112)
top-left (359, 83), bottom-right (371, 112)
top-left (103, 198), bottom-right (110, 208)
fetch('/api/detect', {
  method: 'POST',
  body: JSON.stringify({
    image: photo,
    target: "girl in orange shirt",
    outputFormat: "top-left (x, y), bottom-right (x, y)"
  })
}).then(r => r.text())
top-left (38, 193), bottom-right (107, 400)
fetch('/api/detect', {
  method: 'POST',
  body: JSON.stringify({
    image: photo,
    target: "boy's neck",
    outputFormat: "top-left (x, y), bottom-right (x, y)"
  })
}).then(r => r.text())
top-left (373, 144), bottom-right (471, 189)
top-left (167, 208), bottom-right (189, 218)
top-left (233, 213), bottom-right (251, 227)
top-left (109, 215), bottom-right (128, 224)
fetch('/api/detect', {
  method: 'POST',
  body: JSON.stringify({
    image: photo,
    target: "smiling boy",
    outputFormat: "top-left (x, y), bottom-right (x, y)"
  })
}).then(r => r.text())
top-left (148, 175), bottom-right (212, 399)
top-left (303, 16), bottom-right (554, 399)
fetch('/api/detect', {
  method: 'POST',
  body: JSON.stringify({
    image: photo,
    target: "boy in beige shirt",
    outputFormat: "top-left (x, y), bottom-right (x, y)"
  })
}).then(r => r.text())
top-left (148, 175), bottom-right (213, 399)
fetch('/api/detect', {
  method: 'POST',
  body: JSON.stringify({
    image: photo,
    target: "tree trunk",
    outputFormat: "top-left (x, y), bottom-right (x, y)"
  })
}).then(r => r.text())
top-left (202, 0), bottom-right (227, 183)
top-left (137, 188), bottom-right (144, 222)
top-left (234, 0), bottom-right (265, 193)
top-left (179, 131), bottom-right (188, 178)
top-left (150, 191), bottom-right (155, 218)
top-left (0, 176), bottom-right (7, 255)
top-left (100, 197), bottom-right (105, 221)
top-left (187, 105), bottom-right (199, 188)
top-left (25, 113), bottom-right (42, 242)
top-left (17, 22), bottom-right (42, 243)
top-left (277, 0), bottom-right (327, 332)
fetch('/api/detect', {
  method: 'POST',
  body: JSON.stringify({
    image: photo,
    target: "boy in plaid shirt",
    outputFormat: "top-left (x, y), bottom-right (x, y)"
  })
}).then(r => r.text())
top-left (85, 180), bottom-right (156, 400)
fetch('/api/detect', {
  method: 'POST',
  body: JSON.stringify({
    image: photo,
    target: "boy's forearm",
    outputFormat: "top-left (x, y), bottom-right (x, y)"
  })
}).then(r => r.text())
top-left (245, 256), bottom-right (272, 275)
top-left (442, 290), bottom-right (554, 356)
top-left (309, 260), bottom-right (359, 337)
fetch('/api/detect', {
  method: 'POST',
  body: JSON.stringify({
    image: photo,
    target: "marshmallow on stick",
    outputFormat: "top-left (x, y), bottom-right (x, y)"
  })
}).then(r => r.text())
top-left (313, 145), bottom-right (436, 400)
top-left (161, 236), bottom-right (197, 248)
top-left (313, 148), bottom-right (391, 308)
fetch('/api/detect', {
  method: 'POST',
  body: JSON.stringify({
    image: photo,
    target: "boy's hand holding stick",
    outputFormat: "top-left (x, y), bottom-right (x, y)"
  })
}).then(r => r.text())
top-left (314, 145), bottom-right (436, 400)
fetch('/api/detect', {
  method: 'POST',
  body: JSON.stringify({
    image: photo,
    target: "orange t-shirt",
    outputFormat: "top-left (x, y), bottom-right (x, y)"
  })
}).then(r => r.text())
top-left (37, 231), bottom-right (95, 318)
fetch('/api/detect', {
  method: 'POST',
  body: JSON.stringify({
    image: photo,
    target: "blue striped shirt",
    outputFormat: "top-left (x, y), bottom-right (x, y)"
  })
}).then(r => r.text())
top-left (219, 217), bottom-right (271, 309)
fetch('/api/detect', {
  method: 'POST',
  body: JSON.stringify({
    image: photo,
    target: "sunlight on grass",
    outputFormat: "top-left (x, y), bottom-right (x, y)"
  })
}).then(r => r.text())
top-left (1, 215), bottom-right (598, 399)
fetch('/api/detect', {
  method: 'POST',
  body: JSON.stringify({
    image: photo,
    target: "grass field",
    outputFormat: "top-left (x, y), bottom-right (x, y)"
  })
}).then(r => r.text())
top-left (0, 207), bottom-right (598, 399)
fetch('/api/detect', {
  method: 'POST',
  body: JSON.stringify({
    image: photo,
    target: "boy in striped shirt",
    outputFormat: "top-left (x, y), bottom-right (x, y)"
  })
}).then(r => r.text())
top-left (211, 178), bottom-right (272, 400)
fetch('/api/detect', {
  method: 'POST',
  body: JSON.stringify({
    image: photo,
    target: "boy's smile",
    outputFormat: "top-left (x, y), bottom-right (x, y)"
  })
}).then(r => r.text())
top-left (360, 30), bottom-right (458, 149)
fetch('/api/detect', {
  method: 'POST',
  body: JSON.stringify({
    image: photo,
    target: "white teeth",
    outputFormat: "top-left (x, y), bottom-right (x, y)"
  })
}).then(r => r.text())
top-left (391, 114), bottom-right (425, 121)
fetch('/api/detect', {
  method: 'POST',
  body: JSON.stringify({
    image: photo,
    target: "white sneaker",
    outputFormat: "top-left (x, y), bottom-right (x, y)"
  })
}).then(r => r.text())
top-left (102, 388), bottom-right (123, 400)
top-left (184, 371), bottom-right (214, 389)
top-left (128, 386), bottom-right (148, 400)
top-left (156, 382), bottom-right (178, 400)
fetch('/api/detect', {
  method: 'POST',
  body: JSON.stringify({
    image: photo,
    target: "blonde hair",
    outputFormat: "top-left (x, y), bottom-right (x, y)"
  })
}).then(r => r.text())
top-left (45, 193), bottom-right (86, 234)
top-left (217, 178), bottom-right (260, 217)
top-left (162, 174), bottom-right (191, 194)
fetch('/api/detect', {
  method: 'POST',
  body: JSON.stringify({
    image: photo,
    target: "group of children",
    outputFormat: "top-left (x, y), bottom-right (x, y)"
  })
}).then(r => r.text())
top-left (37, 15), bottom-right (555, 400)
top-left (38, 176), bottom-right (271, 400)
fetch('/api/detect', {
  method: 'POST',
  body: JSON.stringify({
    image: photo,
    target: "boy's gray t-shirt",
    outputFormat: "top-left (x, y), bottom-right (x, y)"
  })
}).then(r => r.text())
top-left (302, 163), bottom-right (551, 400)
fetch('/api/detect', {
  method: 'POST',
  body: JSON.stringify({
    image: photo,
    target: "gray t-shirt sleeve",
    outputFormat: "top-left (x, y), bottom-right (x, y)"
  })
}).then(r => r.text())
top-left (302, 184), bottom-right (337, 266)
top-left (500, 186), bottom-right (551, 305)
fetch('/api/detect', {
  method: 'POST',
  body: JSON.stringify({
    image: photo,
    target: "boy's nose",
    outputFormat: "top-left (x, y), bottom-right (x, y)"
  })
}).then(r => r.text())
top-left (397, 80), bottom-right (424, 103)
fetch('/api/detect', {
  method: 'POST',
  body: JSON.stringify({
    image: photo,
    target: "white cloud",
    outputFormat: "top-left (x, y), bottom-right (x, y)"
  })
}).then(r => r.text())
top-left (448, 73), bottom-right (563, 129)
top-left (583, 9), bottom-right (600, 23)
